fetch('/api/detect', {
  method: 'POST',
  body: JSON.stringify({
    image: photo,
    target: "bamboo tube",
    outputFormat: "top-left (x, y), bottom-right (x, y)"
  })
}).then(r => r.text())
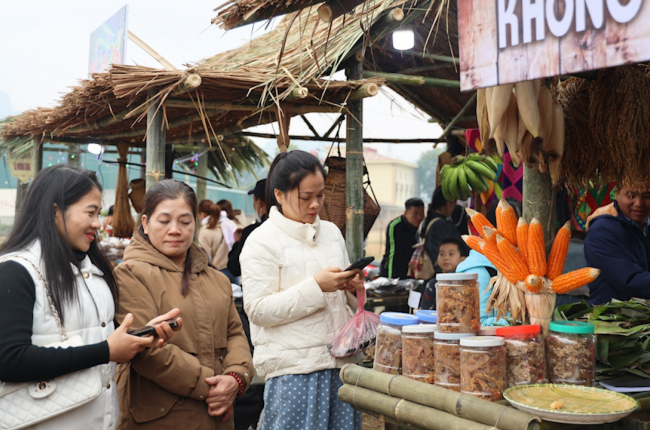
top-left (362, 71), bottom-right (460, 89)
top-left (317, 0), bottom-right (365, 23)
top-left (336, 83), bottom-right (379, 103)
top-left (170, 74), bottom-right (202, 96)
top-left (285, 87), bottom-right (309, 100)
top-left (340, 365), bottom-right (540, 430)
top-left (338, 385), bottom-right (497, 430)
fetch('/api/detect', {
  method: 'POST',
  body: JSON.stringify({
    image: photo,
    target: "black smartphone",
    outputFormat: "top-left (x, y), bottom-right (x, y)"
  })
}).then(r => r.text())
top-left (344, 256), bottom-right (375, 272)
top-left (128, 319), bottom-right (179, 337)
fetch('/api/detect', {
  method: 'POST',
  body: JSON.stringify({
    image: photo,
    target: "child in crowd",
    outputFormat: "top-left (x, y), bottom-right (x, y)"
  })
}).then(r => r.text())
top-left (437, 238), bottom-right (468, 273)
top-left (420, 238), bottom-right (469, 309)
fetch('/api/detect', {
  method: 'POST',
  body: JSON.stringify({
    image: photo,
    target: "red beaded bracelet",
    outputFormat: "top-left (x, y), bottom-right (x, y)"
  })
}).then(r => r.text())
top-left (228, 372), bottom-right (245, 396)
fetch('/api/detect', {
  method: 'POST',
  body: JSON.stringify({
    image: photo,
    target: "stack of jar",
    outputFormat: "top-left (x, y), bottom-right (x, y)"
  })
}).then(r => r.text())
top-left (373, 312), bottom-right (420, 374)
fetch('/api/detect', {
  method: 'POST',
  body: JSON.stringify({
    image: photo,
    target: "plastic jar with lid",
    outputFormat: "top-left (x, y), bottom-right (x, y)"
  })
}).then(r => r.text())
top-left (415, 310), bottom-right (437, 325)
top-left (373, 312), bottom-right (420, 374)
top-left (433, 332), bottom-right (474, 391)
top-left (459, 336), bottom-right (506, 401)
top-left (402, 324), bottom-right (436, 383)
top-left (495, 325), bottom-right (547, 388)
top-left (435, 273), bottom-right (480, 333)
top-left (477, 326), bottom-right (498, 336)
top-left (547, 321), bottom-right (596, 386)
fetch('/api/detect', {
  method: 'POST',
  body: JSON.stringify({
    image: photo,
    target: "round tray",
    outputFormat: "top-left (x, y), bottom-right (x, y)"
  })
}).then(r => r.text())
top-left (504, 384), bottom-right (638, 424)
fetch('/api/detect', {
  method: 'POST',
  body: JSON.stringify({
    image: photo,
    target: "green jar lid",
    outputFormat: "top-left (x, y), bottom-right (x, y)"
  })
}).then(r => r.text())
top-left (549, 321), bottom-right (594, 334)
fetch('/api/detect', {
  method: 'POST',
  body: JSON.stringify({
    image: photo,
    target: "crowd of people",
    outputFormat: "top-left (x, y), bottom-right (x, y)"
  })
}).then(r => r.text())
top-left (0, 148), bottom-right (648, 430)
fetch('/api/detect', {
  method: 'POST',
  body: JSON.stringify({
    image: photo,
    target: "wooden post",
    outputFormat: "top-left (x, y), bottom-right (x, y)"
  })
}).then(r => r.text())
top-left (32, 136), bottom-right (43, 179)
top-left (67, 144), bottom-right (81, 167)
top-left (196, 145), bottom-right (209, 202)
top-left (146, 90), bottom-right (166, 190)
top-left (345, 59), bottom-right (364, 262)
top-left (15, 181), bottom-right (28, 219)
top-left (523, 165), bottom-right (556, 252)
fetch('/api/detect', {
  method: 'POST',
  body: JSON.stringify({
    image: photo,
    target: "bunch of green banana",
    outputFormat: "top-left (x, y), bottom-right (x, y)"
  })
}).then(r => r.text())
top-left (439, 154), bottom-right (499, 201)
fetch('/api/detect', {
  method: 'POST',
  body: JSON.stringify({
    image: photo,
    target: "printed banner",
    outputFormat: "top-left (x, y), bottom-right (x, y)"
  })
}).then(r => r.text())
top-left (89, 5), bottom-right (128, 74)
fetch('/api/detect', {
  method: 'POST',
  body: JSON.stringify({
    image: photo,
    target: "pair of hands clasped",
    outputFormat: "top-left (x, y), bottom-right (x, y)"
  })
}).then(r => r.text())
top-left (107, 308), bottom-right (183, 363)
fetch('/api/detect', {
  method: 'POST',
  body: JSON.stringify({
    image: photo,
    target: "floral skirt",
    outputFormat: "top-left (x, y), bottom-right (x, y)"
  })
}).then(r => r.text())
top-left (259, 369), bottom-right (361, 430)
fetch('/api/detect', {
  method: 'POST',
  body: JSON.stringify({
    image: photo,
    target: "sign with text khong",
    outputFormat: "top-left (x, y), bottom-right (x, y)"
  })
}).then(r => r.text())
top-left (458, 0), bottom-right (650, 91)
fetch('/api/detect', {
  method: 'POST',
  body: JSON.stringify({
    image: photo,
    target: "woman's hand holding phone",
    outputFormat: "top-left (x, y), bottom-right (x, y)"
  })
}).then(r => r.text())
top-left (314, 267), bottom-right (360, 293)
top-left (145, 308), bottom-right (183, 347)
top-left (108, 313), bottom-right (157, 362)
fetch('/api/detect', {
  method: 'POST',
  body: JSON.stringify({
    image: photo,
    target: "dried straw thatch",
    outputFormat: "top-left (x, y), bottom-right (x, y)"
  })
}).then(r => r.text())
top-left (558, 65), bottom-right (650, 187)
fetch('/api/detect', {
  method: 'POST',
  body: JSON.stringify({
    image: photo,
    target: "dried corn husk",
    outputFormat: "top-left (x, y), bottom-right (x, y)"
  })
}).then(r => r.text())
top-left (504, 93), bottom-right (520, 167)
top-left (488, 84), bottom-right (513, 138)
top-left (515, 80), bottom-right (541, 137)
top-left (535, 86), bottom-right (554, 173)
top-left (486, 273), bottom-right (526, 324)
top-left (545, 98), bottom-right (565, 184)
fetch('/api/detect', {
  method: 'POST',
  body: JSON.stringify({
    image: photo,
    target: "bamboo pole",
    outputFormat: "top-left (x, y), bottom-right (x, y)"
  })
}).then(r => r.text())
top-left (345, 60), bottom-right (364, 262)
top-left (523, 166), bottom-right (556, 253)
top-left (238, 131), bottom-right (446, 144)
top-left (318, 0), bottom-right (366, 23)
top-left (339, 365), bottom-right (540, 430)
top-left (31, 135), bottom-right (43, 179)
top-left (362, 71), bottom-right (461, 89)
top-left (335, 83), bottom-right (379, 103)
top-left (385, 47), bottom-right (459, 64)
top-left (218, 0), bottom-right (321, 29)
top-left (62, 104), bottom-right (147, 135)
top-left (145, 89), bottom-right (166, 190)
top-left (196, 144), bottom-right (208, 203)
top-left (285, 87), bottom-right (309, 100)
top-left (164, 99), bottom-right (346, 113)
top-left (440, 92), bottom-right (477, 138)
top-left (170, 74), bottom-right (203, 96)
top-left (338, 385), bottom-right (498, 430)
top-left (127, 31), bottom-right (178, 71)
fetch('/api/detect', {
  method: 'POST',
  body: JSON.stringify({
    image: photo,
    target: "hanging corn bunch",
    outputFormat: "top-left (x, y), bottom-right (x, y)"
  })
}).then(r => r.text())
top-left (477, 79), bottom-right (566, 184)
top-left (463, 201), bottom-right (601, 337)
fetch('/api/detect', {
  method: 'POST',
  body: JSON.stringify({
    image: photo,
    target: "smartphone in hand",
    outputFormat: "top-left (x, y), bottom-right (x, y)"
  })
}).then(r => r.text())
top-left (128, 319), bottom-right (179, 337)
top-left (344, 256), bottom-right (374, 272)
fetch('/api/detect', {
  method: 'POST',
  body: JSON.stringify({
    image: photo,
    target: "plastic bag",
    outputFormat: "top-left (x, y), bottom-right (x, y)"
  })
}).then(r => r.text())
top-left (328, 289), bottom-right (380, 357)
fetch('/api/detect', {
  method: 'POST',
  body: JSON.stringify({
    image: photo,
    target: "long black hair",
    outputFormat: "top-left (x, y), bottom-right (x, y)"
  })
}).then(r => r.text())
top-left (0, 165), bottom-right (117, 325)
top-left (265, 150), bottom-right (327, 213)
top-left (137, 179), bottom-right (198, 296)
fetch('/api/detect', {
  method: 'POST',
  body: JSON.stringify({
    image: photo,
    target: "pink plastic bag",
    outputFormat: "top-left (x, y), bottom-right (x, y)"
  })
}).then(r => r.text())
top-left (328, 289), bottom-right (380, 357)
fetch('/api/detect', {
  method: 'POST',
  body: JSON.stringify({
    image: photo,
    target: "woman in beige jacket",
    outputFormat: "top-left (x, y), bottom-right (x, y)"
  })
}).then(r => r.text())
top-left (114, 180), bottom-right (253, 430)
top-left (198, 202), bottom-right (229, 271)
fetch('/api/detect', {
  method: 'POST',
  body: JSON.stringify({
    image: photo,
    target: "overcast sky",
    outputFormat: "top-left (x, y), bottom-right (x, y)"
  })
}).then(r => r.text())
top-left (0, 0), bottom-right (443, 163)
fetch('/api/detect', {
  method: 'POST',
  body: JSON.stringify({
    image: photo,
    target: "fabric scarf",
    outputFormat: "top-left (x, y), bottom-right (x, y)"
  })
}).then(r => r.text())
top-left (219, 211), bottom-right (236, 251)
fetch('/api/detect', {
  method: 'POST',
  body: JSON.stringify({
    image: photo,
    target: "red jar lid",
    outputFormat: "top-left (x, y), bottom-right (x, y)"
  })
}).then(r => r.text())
top-left (495, 325), bottom-right (541, 336)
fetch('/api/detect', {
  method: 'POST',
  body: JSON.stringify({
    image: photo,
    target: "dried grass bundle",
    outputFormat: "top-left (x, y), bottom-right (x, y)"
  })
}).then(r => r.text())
top-left (588, 66), bottom-right (650, 187)
top-left (113, 142), bottom-right (136, 238)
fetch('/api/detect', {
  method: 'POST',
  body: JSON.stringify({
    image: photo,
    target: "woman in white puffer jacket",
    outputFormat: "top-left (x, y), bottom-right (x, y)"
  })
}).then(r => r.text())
top-left (241, 150), bottom-right (362, 430)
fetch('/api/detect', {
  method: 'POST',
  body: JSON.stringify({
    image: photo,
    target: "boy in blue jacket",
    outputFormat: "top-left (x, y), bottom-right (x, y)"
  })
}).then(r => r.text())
top-left (585, 185), bottom-right (650, 305)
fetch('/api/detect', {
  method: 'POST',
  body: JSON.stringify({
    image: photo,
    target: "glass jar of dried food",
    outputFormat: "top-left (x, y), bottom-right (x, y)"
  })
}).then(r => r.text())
top-left (460, 336), bottom-right (506, 401)
top-left (402, 324), bottom-right (437, 383)
top-left (436, 273), bottom-right (480, 333)
top-left (374, 312), bottom-right (420, 374)
top-left (495, 325), bottom-right (547, 388)
top-left (433, 332), bottom-right (475, 391)
top-left (416, 310), bottom-right (438, 325)
top-left (547, 321), bottom-right (595, 386)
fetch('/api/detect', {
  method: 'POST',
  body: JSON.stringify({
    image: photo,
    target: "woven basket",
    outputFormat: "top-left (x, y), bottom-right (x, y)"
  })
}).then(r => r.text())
top-left (129, 178), bottom-right (145, 213)
top-left (320, 156), bottom-right (380, 239)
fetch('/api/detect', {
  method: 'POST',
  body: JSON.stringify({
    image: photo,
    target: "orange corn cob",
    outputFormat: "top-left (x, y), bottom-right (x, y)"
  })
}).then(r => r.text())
top-left (552, 268), bottom-right (600, 294)
top-left (525, 274), bottom-right (542, 293)
top-left (482, 226), bottom-right (498, 246)
top-left (466, 208), bottom-right (495, 239)
top-left (527, 218), bottom-right (547, 277)
top-left (479, 240), bottom-right (517, 284)
top-left (496, 199), bottom-right (518, 246)
top-left (463, 235), bottom-right (486, 254)
top-left (546, 221), bottom-right (572, 280)
top-left (496, 234), bottom-right (530, 282)
top-left (517, 217), bottom-right (529, 263)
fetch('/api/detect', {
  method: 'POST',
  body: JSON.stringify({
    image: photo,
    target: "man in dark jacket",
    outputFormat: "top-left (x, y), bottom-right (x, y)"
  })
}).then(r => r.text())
top-left (228, 179), bottom-right (267, 277)
top-left (585, 185), bottom-right (650, 305)
top-left (380, 198), bottom-right (425, 279)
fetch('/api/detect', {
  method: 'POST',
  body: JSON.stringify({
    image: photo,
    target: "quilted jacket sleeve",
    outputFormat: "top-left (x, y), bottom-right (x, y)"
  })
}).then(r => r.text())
top-left (241, 231), bottom-right (327, 328)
